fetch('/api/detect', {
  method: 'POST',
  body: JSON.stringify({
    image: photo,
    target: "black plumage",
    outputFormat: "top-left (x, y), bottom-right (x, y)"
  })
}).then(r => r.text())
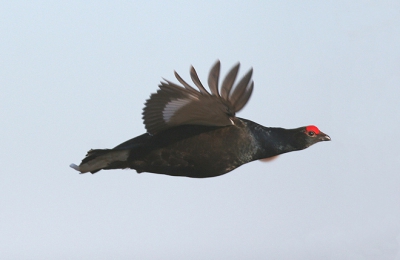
top-left (70, 61), bottom-right (330, 178)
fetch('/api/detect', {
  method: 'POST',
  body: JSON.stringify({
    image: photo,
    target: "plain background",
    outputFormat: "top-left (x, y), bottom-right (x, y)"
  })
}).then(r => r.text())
top-left (1, 1), bottom-right (399, 259)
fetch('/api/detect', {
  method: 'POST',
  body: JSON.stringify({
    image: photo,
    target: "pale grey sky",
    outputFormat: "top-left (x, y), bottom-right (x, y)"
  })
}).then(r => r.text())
top-left (1, 1), bottom-right (399, 259)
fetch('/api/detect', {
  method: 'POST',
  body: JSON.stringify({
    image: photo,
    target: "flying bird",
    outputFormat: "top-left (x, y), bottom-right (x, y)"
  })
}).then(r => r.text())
top-left (70, 61), bottom-right (330, 178)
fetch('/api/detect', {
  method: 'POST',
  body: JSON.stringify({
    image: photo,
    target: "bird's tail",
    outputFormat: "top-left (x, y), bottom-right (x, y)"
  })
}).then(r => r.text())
top-left (70, 148), bottom-right (130, 174)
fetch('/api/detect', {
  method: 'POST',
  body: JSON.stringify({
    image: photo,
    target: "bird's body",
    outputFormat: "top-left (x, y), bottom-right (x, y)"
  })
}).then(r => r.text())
top-left (71, 61), bottom-right (330, 178)
top-left (119, 118), bottom-right (255, 178)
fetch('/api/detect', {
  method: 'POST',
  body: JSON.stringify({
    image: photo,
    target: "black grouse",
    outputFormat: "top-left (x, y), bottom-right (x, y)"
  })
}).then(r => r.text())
top-left (70, 61), bottom-right (330, 178)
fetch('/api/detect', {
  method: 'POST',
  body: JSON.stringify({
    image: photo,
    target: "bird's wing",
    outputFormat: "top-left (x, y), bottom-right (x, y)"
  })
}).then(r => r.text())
top-left (142, 60), bottom-right (254, 135)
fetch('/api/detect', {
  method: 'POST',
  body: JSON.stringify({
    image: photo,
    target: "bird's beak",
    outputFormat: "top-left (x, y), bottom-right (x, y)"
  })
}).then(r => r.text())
top-left (319, 132), bottom-right (331, 141)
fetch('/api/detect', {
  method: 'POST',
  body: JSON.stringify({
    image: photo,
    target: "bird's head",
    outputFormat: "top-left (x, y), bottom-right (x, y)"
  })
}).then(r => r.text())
top-left (291, 125), bottom-right (331, 150)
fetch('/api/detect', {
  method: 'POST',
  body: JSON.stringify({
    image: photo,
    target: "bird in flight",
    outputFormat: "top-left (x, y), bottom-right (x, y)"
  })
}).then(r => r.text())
top-left (70, 61), bottom-right (330, 178)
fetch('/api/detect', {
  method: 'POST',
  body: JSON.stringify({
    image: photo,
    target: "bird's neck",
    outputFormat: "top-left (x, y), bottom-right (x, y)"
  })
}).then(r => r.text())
top-left (241, 118), bottom-right (300, 160)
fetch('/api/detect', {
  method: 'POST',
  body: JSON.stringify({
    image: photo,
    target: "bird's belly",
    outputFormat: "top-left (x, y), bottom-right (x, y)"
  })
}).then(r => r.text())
top-left (129, 127), bottom-right (255, 178)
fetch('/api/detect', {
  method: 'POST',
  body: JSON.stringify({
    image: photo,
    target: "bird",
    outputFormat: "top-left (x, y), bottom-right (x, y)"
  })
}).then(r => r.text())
top-left (70, 61), bottom-right (330, 178)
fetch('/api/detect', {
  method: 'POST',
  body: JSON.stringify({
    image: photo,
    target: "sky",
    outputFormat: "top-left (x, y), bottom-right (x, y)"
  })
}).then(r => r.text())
top-left (1, 1), bottom-right (399, 259)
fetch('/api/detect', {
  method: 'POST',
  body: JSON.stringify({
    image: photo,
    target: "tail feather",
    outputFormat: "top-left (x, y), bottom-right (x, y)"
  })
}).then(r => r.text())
top-left (70, 163), bottom-right (80, 171)
top-left (70, 149), bottom-right (130, 174)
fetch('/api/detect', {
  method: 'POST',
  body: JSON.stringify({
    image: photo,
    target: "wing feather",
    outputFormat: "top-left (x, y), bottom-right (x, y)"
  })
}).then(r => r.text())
top-left (233, 81), bottom-right (254, 112)
top-left (142, 61), bottom-right (254, 134)
top-left (221, 63), bottom-right (240, 100)
top-left (173, 72), bottom-right (198, 94)
top-left (190, 66), bottom-right (210, 95)
top-left (208, 60), bottom-right (220, 96)
top-left (229, 68), bottom-right (253, 110)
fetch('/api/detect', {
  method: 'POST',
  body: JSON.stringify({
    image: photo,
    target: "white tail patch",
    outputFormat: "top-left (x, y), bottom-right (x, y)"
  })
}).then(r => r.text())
top-left (70, 164), bottom-right (80, 171)
top-left (70, 150), bottom-right (129, 173)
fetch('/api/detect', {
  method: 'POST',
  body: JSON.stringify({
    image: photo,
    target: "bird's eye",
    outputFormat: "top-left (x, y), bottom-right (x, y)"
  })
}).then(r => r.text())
top-left (308, 131), bottom-right (315, 136)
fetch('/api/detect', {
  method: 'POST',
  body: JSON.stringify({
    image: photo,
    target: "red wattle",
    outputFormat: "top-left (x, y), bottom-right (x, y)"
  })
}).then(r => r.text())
top-left (306, 125), bottom-right (320, 134)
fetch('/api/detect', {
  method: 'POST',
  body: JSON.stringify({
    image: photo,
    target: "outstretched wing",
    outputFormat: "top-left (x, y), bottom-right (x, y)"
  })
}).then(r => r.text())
top-left (142, 60), bottom-right (254, 135)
